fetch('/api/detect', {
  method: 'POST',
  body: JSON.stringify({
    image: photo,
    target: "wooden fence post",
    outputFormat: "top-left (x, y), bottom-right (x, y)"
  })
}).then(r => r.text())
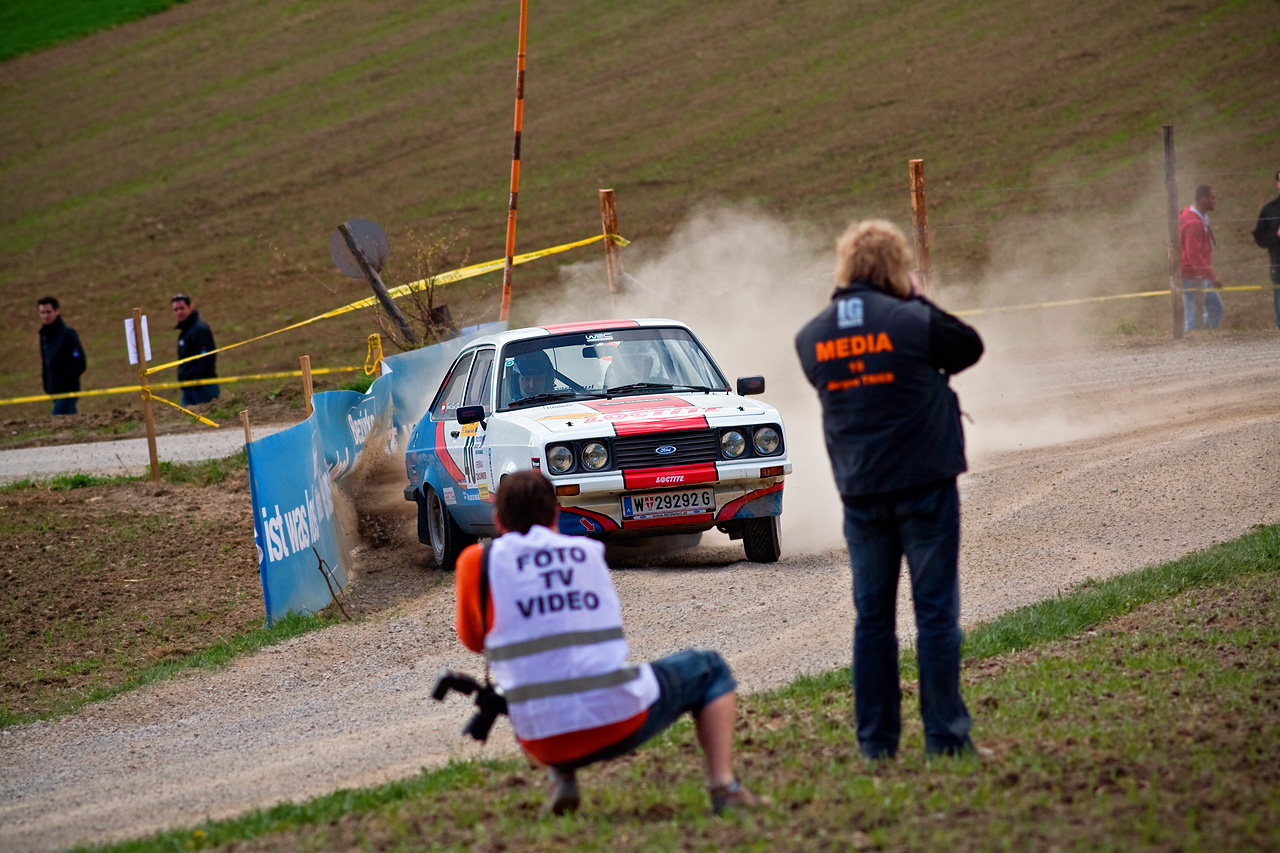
top-left (908, 159), bottom-right (934, 297)
top-left (599, 189), bottom-right (624, 310)
top-left (132, 307), bottom-right (161, 482)
top-left (300, 355), bottom-right (314, 417)
top-left (240, 409), bottom-right (252, 445)
top-left (1164, 126), bottom-right (1185, 338)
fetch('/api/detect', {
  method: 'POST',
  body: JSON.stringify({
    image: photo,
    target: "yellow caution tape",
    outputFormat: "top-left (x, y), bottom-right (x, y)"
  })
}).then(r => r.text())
top-left (143, 390), bottom-right (220, 428)
top-left (364, 334), bottom-right (383, 376)
top-left (952, 283), bottom-right (1273, 317)
top-left (144, 233), bottom-right (618, 376)
top-left (0, 366), bottom-right (360, 407)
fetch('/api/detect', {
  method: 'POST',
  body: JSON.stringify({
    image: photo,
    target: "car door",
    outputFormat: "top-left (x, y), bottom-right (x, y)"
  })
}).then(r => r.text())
top-left (439, 348), bottom-right (496, 529)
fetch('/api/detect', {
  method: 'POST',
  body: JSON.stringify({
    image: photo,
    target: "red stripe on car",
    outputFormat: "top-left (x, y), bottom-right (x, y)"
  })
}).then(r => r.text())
top-left (622, 463), bottom-right (717, 490)
top-left (612, 414), bottom-right (708, 435)
top-left (540, 319), bottom-right (639, 333)
top-left (716, 482), bottom-right (784, 521)
top-left (434, 421), bottom-right (466, 483)
top-left (578, 396), bottom-right (708, 436)
top-left (560, 505), bottom-right (620, 532)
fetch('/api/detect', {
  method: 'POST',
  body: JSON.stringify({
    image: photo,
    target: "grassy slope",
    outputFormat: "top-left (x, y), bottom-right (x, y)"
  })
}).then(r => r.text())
top-left (1, 0), bottom-right (1278, 416)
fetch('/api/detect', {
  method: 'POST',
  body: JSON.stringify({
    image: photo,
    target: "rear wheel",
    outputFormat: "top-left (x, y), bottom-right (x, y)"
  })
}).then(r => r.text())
top-left (423, 488), bottom-right (476, 571)
top-left (742, 516), bottom-right (781, 563)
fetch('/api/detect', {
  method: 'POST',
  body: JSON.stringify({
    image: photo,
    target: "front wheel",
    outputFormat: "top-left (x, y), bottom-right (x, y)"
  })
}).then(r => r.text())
top-left (742, 516), bottom-right (781, 563)
top-left (423, 488), bottom-right (476, 571)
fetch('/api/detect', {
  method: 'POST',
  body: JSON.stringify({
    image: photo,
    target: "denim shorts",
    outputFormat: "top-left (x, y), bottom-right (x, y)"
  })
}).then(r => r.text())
top-left (552, 648), bottom-right (736, 771)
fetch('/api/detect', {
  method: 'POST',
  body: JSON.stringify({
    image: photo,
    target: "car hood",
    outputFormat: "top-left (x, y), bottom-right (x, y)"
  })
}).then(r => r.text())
top-left (502, 393), bottom-right (779, 435)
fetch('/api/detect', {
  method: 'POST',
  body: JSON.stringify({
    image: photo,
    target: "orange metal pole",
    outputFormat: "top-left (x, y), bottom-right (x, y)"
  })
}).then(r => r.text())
top-left (499, 0), bottom-right (529, 322)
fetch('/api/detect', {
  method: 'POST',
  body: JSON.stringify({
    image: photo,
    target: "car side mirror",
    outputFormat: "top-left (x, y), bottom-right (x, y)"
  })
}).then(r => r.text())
top-left (736, 376), bottom-right (765, 396)
top-left (457, 405), bottom-right (486, 426)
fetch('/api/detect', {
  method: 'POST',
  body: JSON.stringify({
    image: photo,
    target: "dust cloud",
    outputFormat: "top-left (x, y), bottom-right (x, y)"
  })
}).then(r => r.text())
top-left (551, 206), bottom-right (846, 553)
top-left (545, 182), bottom-right (1179, 554)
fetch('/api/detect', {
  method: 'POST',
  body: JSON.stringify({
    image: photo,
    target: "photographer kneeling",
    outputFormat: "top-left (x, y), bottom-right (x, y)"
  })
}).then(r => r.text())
top-left (454, 470), bottom-right (765, 816)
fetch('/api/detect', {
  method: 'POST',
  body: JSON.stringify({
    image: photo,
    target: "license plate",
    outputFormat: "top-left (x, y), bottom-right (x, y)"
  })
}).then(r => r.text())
top-left (622, 488), bottom-right (715, 519)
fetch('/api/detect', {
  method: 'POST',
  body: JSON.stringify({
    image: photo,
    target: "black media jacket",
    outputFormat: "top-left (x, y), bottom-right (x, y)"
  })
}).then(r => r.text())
top-left (795, 280), bottom-right (983, 500)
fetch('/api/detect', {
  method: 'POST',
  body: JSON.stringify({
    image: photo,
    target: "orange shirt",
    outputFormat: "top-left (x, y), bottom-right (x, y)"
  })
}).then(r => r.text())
top-left (454, 541), bottom-right (648, 764)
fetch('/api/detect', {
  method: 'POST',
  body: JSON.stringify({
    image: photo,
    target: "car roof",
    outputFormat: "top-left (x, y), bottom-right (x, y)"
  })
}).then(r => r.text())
top-left (461, 318), bottom-right (696, 351)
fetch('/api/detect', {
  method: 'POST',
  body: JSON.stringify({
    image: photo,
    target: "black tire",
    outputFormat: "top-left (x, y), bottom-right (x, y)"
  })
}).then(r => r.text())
top-left (424, 488), bottom-right (476, 571)
top-left (742, 515), bottom-right (781, 563)
top-left (416, 489), bottom-right (431, 545)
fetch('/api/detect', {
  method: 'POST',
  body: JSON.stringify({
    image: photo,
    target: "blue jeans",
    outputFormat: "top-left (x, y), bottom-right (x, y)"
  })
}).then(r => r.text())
top-left (1271, 281), bottom-right (1280, 328)
top-left (1182, 279), bottom-right (1223, 330)
top-left (51, 397), bottom-right (77, 415)
top-left (552, 649), bottom-right (737, 771)
top-left (181, 383), bottom-right (220, 406)
top-left (842, 479), bottom-right (972, 758)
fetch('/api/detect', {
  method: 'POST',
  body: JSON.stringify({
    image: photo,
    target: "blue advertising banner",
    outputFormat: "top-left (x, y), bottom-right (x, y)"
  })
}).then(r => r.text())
top-left (246, 418), bottom-right (348, 626)
top-left (310, 371), bottom-right (394, 482)
top-left (247, 324), bottom-right (505, 625)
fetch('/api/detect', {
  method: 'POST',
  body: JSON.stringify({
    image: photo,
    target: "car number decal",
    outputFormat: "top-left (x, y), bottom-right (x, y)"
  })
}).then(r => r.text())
top-left (622, 488), bottom-right (715, 520)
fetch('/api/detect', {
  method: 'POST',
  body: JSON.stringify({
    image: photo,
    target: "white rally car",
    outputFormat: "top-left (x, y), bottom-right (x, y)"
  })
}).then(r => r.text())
top-left (403, 319), bottom-right (790, 569)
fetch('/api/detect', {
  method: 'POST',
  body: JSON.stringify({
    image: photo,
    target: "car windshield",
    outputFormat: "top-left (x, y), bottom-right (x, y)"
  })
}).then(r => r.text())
top-left (498, 326), bottom-right (729, 411)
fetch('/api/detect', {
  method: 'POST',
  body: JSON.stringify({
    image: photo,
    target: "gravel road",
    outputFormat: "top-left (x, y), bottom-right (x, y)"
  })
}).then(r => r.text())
top-left (0, 428), bottom-right (285, 485)
top-left (1, 333), bottom-right (1277, 852)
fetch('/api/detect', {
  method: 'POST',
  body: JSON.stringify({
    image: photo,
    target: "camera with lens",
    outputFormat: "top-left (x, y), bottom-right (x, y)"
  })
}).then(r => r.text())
top-left (430, 668), bottom-right (508, 742)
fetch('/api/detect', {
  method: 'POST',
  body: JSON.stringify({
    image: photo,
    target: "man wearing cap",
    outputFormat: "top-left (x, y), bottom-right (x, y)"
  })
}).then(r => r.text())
top-left (171, 294), bottom-right (219, 406)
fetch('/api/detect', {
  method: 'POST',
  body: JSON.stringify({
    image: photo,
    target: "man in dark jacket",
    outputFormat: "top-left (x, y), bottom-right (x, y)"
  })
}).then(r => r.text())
top-left (795, 219), bottom-right (983, 761)
top-left (38, 296), bottom-right (86, 415)
top-left (1252, 169), bottom-right (1280, 328)
top-left (171, 294), bottom-right (220, 406)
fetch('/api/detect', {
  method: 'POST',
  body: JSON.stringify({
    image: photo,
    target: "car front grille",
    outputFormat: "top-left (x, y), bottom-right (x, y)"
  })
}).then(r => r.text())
top-left (612, 428), bottom-right (720, 469)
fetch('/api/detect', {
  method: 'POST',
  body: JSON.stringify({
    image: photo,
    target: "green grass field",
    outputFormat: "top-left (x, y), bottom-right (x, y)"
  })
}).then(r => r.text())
top-left (0, 1), bottom-right (190, 61)
top-left (2, 0), bottom-right (1278, 419)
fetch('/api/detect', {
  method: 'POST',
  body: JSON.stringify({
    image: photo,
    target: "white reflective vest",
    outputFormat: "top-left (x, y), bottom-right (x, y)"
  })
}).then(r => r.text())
top-left (483, 525), bottom-right (659, 740)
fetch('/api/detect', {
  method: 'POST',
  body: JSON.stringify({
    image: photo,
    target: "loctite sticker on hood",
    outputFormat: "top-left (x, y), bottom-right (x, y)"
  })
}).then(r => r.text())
top-left (534, 395), bottom-right (727, 434)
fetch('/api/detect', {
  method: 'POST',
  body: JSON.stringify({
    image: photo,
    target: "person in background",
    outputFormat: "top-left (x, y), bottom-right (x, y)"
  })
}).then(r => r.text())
top-left (1180, 185), bottom-right (1224, 331)
top-left (454, 470), bottom-right (765, 816)
top-left (795, 219), bottom-right (984, 761)
top-left (171, 293), bottom-right (220, 406)
top-left (38, 296), bottom-right (86, 416)
top-left (1252, 169), bottom-right (1280, 329)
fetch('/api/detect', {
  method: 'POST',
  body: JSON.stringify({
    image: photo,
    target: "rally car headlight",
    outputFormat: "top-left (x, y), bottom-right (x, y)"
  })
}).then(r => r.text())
top-left (753, 426), bottom-right (780, 455)
top-left (720, 429), bottom-right (747, 458)
top-left (581, 441), bottom-right (609, 471)
top-left (547, 445), bottom-right (574, 473)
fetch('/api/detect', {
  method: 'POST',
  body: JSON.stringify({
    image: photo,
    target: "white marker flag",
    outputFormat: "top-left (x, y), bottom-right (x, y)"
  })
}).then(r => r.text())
top-left (125, 316), bottom-right (153, 365)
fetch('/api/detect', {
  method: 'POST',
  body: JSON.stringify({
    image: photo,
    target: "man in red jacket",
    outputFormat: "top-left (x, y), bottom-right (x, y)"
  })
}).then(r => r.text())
top-left (1180, 185), bottom-right (1223, 331)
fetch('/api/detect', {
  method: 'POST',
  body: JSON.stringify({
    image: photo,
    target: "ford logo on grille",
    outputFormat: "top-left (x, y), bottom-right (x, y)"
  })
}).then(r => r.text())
top-left (655, 445), bottom-right (677, 455)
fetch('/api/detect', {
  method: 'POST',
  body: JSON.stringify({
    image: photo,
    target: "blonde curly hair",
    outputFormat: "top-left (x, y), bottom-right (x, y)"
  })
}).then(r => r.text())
top-left (834, 219), bottom-right (914, 299)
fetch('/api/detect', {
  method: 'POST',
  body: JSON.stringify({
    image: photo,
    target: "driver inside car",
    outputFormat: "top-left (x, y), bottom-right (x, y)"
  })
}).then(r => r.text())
top-left (512, 350), bottom-right (556, 402)
top-left (605, 340), bottom-right (657, 390)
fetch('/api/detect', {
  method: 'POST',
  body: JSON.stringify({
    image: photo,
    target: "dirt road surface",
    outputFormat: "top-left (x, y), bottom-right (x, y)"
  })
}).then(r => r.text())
top-left (0, 428), bottom-right (286, 485)
top-left (1, 333), bottom-right (1277, 852)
